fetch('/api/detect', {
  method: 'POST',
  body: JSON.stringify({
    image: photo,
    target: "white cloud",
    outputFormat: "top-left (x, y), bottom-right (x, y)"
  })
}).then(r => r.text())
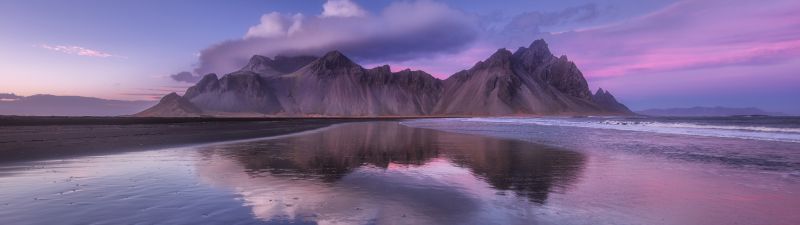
top-left (287, 13), bottom-right (304, 36)
top-left (245, 12), bottom-right (305, 39)
top-left (38, 44), bottom-right (118, 58)
top-left (321, 0), bottom-right (367, 18)
top-left (245, 12), bottom-right (286, 39)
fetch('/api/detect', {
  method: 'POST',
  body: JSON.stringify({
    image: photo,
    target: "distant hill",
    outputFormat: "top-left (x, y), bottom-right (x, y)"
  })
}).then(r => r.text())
top-left (0, 94), bottom-right (155, 116)
top-left (138, 39), bottom-right (632, 117)
top-left (637, 106), bottom-right (784, 117)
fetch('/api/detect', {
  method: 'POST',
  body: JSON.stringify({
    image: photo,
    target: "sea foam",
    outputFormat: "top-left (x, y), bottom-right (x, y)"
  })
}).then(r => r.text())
top-left (456, 117), bottom-right (800, 143)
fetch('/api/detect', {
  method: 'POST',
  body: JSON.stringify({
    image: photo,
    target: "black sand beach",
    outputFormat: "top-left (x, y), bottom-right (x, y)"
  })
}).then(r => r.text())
top-left (0, 116), bottom-right (429, 163)
top-left (1, 119), bottom-right (798, 224)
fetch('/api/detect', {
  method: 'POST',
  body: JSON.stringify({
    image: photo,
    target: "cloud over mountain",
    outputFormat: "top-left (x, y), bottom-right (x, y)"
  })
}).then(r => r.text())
top-left (175, 0), bottom-right (799, 114)
top-left (193, 0), bottom-right (481, 76)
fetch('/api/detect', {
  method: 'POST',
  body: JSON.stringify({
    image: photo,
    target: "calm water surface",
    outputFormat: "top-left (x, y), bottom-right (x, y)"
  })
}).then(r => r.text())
top-left (0, 121), bottom-right (798, 225)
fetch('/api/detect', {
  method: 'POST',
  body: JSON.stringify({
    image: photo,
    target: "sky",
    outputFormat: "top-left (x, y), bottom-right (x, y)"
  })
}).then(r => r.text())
top-left (0, 0), bottom-right (798, 113)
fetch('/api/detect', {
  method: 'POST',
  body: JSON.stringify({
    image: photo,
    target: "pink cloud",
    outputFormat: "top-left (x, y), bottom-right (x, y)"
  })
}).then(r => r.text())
top-left (38, 44), bottom-right (120, 58)
top-left (362, 0), bottom-right (800, 81)
top-left (540, 0), bottom-right (800, 78)
top-left (585, 39), bottom-right (800, 77)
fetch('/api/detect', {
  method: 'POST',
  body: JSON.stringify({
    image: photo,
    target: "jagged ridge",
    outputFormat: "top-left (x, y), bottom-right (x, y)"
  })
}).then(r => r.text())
top-left (138, 39), bottom-right (631, 117)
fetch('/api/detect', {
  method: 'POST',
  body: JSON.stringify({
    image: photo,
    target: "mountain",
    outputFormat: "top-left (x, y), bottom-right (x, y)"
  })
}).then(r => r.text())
top-left (0, 94), bottom-right (155, 116)
top-left (434, 40), bottom-right (618, 115)
top-left (637, 107), bottom-right (784, 117)
top-left (134, 92), bottom-right (202, 117)
top-left (592, 88), bottom-right (632, 113)
top-left (278, 51), bottom-right (443, 116)
top-left (137, 39), bottom-right (631, 117)
top-left (175, 52), bottom-right (443, 116)
top-left (0, 93), bottom-right (21, 101)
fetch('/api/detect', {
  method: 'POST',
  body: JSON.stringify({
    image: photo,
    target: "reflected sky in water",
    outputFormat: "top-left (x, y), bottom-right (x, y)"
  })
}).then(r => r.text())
top-left (1, 121), bottom-right (798, 225)
top-left (195, 122), bottom-right (585, 224)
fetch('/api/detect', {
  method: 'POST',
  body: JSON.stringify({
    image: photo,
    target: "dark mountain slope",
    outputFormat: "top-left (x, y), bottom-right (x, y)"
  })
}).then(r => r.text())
top-left (138, 39), bottom-right (631, 117)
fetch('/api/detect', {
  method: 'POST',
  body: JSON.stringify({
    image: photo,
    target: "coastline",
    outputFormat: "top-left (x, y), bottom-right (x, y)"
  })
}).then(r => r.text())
top-left (1, 117), bottom-right (799, 224)
top-left (0, 116), bottom-right (437, 163)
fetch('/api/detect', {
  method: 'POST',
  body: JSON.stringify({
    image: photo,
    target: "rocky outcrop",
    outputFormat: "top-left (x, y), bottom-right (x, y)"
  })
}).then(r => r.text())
top-left (134, 92), bottom-right (202, 117)
top-left (138, 39), bottom-right (632, 117)
top-left (272, 51), bottom-right (443, 116)
top-left (433, 40), bottom-right (606, 115)
top-left (181, 72), bottom-right (284, 114)
top-left (591, 88), bottom-right (632, 114)
top-left (166, 52), bottom-right (442, 116)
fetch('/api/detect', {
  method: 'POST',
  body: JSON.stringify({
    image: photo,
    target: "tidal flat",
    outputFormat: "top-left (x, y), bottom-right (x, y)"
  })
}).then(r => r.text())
top-left (0, 119), bottom-right (798, 225)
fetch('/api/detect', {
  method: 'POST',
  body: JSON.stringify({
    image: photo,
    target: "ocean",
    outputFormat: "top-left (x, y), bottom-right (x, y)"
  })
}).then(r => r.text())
top-left (404, 116), bottom-right (800, 173)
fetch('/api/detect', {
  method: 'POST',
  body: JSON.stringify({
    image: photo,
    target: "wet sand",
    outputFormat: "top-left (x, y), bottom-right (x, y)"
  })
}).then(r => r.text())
top-left (0, 116), bottom-right (429, 163)
top-left (1, 121), bottom-right (797, 225)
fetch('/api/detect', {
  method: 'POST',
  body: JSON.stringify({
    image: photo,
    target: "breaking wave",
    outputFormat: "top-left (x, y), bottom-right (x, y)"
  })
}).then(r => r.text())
top-left (457, 117), bottom-right (800, 143)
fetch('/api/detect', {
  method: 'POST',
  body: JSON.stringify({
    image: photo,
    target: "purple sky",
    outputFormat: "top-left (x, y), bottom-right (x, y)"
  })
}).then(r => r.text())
top-left (1, 0), bottom-right (798, 113)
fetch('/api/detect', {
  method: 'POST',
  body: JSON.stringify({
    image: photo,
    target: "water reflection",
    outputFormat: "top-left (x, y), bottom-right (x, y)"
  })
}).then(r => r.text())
top-left (196, 122), bottom-right (586, 224)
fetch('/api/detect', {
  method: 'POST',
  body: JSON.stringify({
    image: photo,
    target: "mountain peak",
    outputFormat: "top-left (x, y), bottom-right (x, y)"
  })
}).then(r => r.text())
top-left (526, 39), bottom-right (553, 57)
top-left (365, 64), bottom-right (392, 76)
top-left (242, 55), bottom-right (272, 68)
top-left (480, 48), bottom-right (513, 68)
top-left (512, 39), bottom-right (556, 69)
top-left (321, 51), bottom-right (355, 64)
top-left (195, 73), bottom-right (220, 87)
top-left (136, 92), bottom-right (201, 117)
top-left (308, 50), bottom-right (361, 72)
top-left (240, 55), bottom-right (277, 75)
top-left (374, 64), bottom-right (391, 72)
top-left (592, 88), bottom-right (632, 113)
top-left (490, 48), bottom-right (513, 58)
top-left (183, 74), bottom-right (220, 99)
top-left (321, 50), bottom-right (349, 61)
top-left (200, 73), bottom-right (219, 81)
top-left (595, 88), bottom-right (607, 96)
top-left (529, 39), bottom-right (551, 54)
top-left (248, 55), bottom-right (272, 64)
top-left (161, 92), bottom-right (181, 102)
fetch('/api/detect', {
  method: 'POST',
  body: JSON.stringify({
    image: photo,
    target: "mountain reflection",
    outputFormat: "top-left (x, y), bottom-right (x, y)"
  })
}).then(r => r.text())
top-left (201, 122), bottom-right (442, 182)
top-left (196, 122), bottom-right (586, 224)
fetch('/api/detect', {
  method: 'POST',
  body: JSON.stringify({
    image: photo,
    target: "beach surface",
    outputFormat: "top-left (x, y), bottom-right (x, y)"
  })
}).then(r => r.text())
top-left (0, 117), bottom-right (798, 224)
top-left (0, 116), bottom-right (414, 163)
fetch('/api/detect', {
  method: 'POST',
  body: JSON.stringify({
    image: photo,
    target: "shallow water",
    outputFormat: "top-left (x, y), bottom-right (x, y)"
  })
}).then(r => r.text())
top-left (1, 121), bottom-right (798, 224)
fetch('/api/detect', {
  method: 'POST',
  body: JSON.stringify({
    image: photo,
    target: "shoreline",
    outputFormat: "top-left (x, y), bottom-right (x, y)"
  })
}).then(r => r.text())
top-left (0, 117), bottom-right (426, 163)
top-left (0, 115), bottom-right (458, 126)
